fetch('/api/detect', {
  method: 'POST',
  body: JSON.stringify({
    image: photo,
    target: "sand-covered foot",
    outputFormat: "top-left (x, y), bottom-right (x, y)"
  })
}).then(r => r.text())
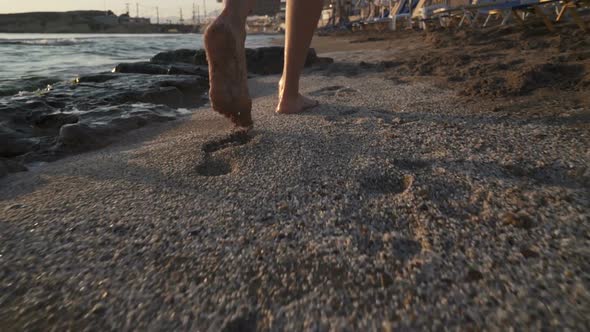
top-left (276, 94), bottom-right (319, 114)
top-left (204, 14), bottom-right (252, 127)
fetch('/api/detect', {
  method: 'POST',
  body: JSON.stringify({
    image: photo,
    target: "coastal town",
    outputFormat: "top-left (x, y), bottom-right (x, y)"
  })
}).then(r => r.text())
top-left (0, 0), bottom-right (285, 33)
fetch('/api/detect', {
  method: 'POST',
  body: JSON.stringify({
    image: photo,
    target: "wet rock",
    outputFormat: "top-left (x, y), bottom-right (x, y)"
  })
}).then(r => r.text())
top-left (137, 86), bottom-right (185, 108)
top-left (245, 47), bottom-right (320, 75)
top-left (167, 64), bottom-right (208, 76)
top-left (30, 113), bottom-right (79, 130)
top-left (58, 123), bottom-right (110, 150)
top-left (158, 77), bottom-right (209, 106)
top-left (192, 49), bottom-right (208, 66)
top-left (114, 62), bottom-right (207, 76)
top-left (56, 107), bottom-right (174, 153)
top-left (75, 74), bottom-right (208, 109)
top-left (1, 74), bottom-right (203, 161)
top-left (0, 134), bottom-right (37, 157)
top-left (114, 62), bottom-right (170, 75)
top-left (75, 73), bottom-right (120, 83)
top-left (2, 47), bottom-right (320, 171)
top-left (0, 158), bottom-right (27, 178)
top-left (151, 48), bottom-right (202, 64)
top-left (153, 47), bottom-right (329, 75)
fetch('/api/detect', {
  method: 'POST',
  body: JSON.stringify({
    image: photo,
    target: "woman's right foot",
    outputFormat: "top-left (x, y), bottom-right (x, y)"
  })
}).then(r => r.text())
top-left (276, 93), bottom-right (318, 114)
top-left (276, 79), bottom-right (318, 114)
top-left (204, 13), bottom-right (253, 127)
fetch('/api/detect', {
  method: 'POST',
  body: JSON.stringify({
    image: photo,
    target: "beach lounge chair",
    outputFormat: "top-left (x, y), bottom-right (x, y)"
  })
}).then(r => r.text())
top-left (431, 4), bottom-right (472, 28)
top-left (413, 2), bottom-right (451, 30)
top-left (502, 0), bottom-right (566, 30)
top-left (457, 0), bottom-right (562, 30)
top-left (556, 0), bottom-right (589, 31)
top-left (390, 0), bottom-right (420, 30)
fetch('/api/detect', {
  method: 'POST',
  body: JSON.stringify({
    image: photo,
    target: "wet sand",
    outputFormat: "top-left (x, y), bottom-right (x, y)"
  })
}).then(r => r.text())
top-left (1, 25), bottom-right (589, 330)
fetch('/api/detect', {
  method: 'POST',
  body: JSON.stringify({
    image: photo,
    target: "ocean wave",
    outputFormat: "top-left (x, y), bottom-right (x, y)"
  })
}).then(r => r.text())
top-left (0, 38), bottom-right (94, 46)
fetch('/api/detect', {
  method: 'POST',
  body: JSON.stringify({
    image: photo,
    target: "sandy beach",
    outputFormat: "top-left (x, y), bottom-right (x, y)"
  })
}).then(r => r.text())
top-left (1, 25), bottom-right (589, 330)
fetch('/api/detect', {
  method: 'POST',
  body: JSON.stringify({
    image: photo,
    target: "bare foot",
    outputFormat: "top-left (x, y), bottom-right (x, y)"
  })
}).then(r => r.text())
top-left (276, 79), bottom-right (318, 114)
top-left (204, 14), bottom-right (252, 127)
top-left (276, 94), bottom-right (319, 114)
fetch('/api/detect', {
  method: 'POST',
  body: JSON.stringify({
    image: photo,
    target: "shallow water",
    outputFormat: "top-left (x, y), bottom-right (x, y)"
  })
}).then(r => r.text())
top-left (0, 33), bottom-right (278, 96)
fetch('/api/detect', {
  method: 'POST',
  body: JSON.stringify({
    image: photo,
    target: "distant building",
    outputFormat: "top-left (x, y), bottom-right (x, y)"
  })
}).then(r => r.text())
top-left (0, 10), bottom-right (153, 33)
top-left (252, 0), bottom-right (281, 15)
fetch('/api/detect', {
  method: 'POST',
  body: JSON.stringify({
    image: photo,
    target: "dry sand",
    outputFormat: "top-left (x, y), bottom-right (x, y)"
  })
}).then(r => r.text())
top-left (1, 26), bottom-right (590, 330)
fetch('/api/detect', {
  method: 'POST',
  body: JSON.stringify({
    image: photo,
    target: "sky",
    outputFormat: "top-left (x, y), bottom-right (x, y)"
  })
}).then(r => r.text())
top-left (0, 0), bottom-right (224, 18)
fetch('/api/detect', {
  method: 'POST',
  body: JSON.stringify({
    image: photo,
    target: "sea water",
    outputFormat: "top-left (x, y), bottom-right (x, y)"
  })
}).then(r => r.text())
top-left (0, 33), bottom-right (278, 96)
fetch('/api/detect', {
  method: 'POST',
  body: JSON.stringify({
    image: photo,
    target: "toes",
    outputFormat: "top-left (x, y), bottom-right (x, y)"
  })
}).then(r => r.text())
top-left (276, 95), bottom-right (319, 114)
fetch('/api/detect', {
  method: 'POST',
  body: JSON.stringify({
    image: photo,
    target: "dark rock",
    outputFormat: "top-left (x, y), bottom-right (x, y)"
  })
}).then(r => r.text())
top-left (244, 47), bottom-right (285, 74)
top-left (151, 49), bottom-right (200, 64)
top-left (0, 77), bottom-right (60, 97)
top-left (0, 158), bottom-right (27, 178)
top-left (158, 77), bottom-right (209, 106)
top-left (58, 123), bottom-right (110, 150)
top-left (193, 49), bottom-right (208, 66)
top-left (114, 62), bottom-right (208, 77)
top-left (137, 86), bottom-right (185, 108)
top-left (76, 73), bottom-right (120, 83)
top-left (45, 99), bottom-right (67, 109)
top-left (315, 57), bottom-right (335, 67)
top-left (107, 111), bottom-right (174, 134)
top-left (189, 47), bottom-right (326, 75)
top-left (21, 100), bottom-right (54, 111)
top-left (2, 47), bottom-right (318, 169)
top-left (167, 64), bottom-right (208, 76)
top-left (114, 62), bottom-right (171, 75)
top-left (0, 134), bottom-right (37, 157)
top-left (247, 47), bottom-right (319, 75)
top-left (57, 110), bottom-right (173, 153)
top-left (31, 113), bottom-right (79, 129)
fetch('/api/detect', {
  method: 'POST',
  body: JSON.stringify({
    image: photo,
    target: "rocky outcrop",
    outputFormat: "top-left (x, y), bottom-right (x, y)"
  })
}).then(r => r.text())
top-left (151, 49), bottom-right (203, 64)
top-left (113, 62), bottom-right (208, 76)
top-left (0, 47), bottom-right (333, 178)
top-left (0, 158), bottom-right (27, 178)
top-left (0, 72), bottom-right (208, 177)
top-left (150, 47), bottom-right (333, 75)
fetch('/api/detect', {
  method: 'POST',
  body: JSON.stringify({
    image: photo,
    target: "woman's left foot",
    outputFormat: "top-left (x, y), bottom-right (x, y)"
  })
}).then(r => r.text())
top-left (276, 94), bottom-right (318, 114)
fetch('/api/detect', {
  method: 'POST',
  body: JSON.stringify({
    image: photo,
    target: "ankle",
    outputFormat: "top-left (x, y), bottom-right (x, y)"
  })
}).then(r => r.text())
top-left (278, 83), bottom-right (299, 100)
top-left (278, 92), bottom-right (300, 106)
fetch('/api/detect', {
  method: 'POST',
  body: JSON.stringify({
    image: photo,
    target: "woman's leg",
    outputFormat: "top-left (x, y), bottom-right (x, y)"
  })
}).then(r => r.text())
top-left (204, 0), bottom-right (256, 126)
top-left (276, 0), bottom-right (323, 114)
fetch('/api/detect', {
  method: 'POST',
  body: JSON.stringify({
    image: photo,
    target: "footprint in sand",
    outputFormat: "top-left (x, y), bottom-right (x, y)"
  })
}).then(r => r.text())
top-left (310, 86), bottom-right (360, 99)
top-left (196, 130), bottom-right (253, 177)
top-left (202, 130), bottom-right (252, 153)
top-left (390, 237), bottom-right (422, 262)
top-left (310, 85), bottom-right (345, 97)
top-left (196, 157), bottom-right (232, 177)
top-left (360, 172), bottom-right (414, 195)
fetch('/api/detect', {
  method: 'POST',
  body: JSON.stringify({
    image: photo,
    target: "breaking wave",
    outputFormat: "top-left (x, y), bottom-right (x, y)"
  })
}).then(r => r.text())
top-left (0, 38), bottom-right (94, 46)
